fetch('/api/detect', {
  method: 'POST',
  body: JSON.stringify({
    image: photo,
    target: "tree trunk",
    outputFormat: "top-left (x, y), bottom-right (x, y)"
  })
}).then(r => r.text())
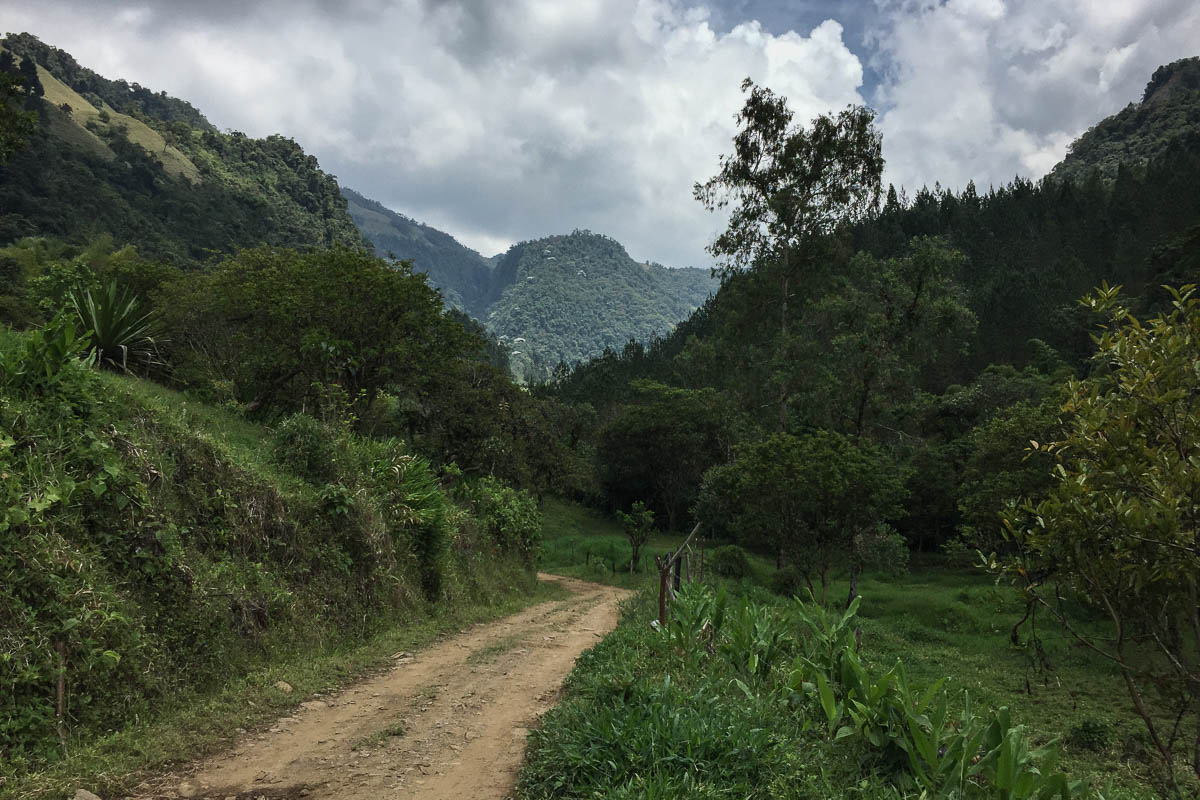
top-left (1011, 600), bottom-right (1034, 645)
top-left (1191, 712), bottom-right (1199, 780)
top-left (846, 562), bottom-right (860, 610)
top-left (657, 555), bottom-right (669, 626)
top-left (778, 269), bottom-right (789, 432)
top-left (55, 640), bottom-right (67, 754)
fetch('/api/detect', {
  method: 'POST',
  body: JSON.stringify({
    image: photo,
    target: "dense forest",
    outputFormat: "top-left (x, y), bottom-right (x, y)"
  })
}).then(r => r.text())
top-left (343, 186), bottom-right (498, 314)
top-left (533, 62), bottom-right (1200, 796)
top-left (0, 34), bottom-right (364, 264)
top-left (485, 231), bottom-right (715, 380)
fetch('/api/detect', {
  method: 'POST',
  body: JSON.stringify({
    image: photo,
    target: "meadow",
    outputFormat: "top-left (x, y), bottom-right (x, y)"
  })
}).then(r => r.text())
top-left (528, 500), bottom-right (1177, 798)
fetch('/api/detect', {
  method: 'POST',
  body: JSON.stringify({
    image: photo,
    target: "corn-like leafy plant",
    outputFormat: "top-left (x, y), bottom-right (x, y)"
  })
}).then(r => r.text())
top-left (70, 280), bottom-right (163, 373)
top-left (720, 598), bottom-right (786, 679)
top-left (667, 581), bottom-right (728, 652)
top-left (788, 596), bottom-right (1084, 799)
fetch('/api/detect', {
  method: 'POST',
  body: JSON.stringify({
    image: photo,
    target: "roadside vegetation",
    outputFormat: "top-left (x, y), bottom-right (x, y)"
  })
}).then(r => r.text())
top-left (526, 510), bottom-right (1175, 798)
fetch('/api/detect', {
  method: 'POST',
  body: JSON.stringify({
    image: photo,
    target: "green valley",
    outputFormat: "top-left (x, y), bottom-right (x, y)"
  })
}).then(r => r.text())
top-left (1, 19), bottom-right (1199, 800)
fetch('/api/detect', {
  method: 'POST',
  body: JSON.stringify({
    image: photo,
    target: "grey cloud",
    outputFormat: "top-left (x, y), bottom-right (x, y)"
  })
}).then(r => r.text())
top-left (7, 0), bottom-right (1193, 268)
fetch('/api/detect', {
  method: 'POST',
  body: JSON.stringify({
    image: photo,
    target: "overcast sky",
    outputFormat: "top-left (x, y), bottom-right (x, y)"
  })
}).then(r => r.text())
top-left (4, 0), bottom-right (1199, 266)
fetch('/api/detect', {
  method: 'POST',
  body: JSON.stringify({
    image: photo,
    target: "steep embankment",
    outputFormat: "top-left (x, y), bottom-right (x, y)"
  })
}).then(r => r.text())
top-left (0, 330), bottom-right (545, 798)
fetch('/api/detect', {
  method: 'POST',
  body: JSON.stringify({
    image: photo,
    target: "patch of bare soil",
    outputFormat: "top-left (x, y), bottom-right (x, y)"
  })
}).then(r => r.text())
top-left (129, 575), bottom-right (629, 800)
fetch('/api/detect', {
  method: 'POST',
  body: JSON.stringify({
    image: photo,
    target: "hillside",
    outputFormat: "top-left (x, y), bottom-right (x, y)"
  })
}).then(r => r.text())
top-left (343, 187), bottom-right (495, 314)
top-left (484, 230), bottom-right (716, 378)
top-left (1051, 55), bottom-right (1200, 183)
top-left (0, 33), bottom-right (363, 262)
top-left (0, 33), bottom-right (713, 376)
top-left (344, 190), bottom-right (717, 376)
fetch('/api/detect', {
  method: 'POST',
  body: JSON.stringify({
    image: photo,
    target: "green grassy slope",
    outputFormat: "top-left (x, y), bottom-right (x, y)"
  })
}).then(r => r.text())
top-left (0, 330), bottom-right (550, 798)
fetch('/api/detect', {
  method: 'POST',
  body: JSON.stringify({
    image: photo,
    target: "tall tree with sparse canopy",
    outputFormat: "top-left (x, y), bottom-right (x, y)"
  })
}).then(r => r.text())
top-left (695, 78), bottom-right (883, 430)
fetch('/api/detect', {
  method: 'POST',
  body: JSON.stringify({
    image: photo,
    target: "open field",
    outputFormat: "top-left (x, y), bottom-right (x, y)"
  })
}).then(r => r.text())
top-left (526, 501), bottom-right (1183, 798)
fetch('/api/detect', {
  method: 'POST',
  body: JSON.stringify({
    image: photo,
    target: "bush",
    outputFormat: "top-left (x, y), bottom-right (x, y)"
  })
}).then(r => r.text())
top-left (271, 413), bottom-right (339, 483)
top-left (456, 476), bottom-right (542, 565)
top-left (770, 564), bottom-right (807, 598)
top-left (70, 280), bottom-right (163, 373)
top-left (1067, 719), bottom-right (1112, 752)
top-left (708, 544), bottom-right (749, 579)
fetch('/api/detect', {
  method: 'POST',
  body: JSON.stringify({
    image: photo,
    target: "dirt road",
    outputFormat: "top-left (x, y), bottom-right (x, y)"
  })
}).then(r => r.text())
top-left (141, 575), bottom-right (628, 800)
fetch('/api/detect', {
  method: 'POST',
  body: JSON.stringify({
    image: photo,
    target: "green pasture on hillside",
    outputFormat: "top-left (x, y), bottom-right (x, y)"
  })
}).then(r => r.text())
top-left (531, 501), bottom-right (1176, 797)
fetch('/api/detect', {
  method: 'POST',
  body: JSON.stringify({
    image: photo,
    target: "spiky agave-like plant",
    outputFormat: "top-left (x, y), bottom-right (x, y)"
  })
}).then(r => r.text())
top-left (70, 280), bottom-right (164, 373)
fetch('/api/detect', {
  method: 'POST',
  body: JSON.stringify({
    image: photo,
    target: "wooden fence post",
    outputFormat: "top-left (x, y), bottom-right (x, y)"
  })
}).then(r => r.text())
top-left (656, 523), bottom-right (702, 627)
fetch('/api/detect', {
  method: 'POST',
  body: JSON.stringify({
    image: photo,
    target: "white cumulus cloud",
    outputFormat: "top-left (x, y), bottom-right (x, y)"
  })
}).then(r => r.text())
top-left (868, 0), bottom-right (1200, 193)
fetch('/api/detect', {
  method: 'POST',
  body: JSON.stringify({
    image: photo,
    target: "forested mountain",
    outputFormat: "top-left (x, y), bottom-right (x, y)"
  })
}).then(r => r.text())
top-left (345, 191), bottom-right (717, 377)
top-left (485, 230), bottom-right (715, 380)
top-left (551, 60), bottom-right (1200, 551)
top-left (1051, 55), bottom-right (1200, 183)
top-left (0, 33), bottom-right (364, 263)
top-left (343, 187), bottom-right (496, 314)
top-left (0, 33), bottom-right (712, 373)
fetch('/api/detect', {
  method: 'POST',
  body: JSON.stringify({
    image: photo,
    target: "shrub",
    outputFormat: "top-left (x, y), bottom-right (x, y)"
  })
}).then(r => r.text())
top-left (1067, 719), bottom-right (1112, 753)
top-left (456, 476), bottom-right (542, 565)
top-left (708, 544), bottom-right (749, 579)
top-left (769, 564), bottom-right (807, 598)
top-left (70, 281), bottom-right (163, 373)
top-left (0, 313), bottom-right (95, 396)
top-left (367, 443), bottom-right (452, 600)
top-left (271, 413), bottom-right (339, 483)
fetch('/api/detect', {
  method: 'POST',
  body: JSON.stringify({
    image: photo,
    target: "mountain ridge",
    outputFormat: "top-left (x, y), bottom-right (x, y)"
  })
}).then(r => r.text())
top-left (1051, 55), bottom-right (1200, 183)
top-left (344, 190), bottom-right (716, 379)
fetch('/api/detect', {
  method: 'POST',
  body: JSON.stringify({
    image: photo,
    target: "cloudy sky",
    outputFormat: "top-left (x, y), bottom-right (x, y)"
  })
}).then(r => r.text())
top-left (4, 1), bottom-right (1199, 266)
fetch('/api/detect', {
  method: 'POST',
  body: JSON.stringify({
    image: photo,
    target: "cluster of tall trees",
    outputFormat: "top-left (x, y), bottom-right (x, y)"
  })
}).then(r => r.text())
top-left (0, 235), bottom-right (590, 498)
top-left (544, 68), bottom-right (1200, 785)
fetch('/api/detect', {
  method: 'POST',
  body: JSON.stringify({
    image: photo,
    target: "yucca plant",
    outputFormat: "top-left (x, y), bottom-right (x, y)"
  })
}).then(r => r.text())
top-left (70, 280), bottom-right (164, 373)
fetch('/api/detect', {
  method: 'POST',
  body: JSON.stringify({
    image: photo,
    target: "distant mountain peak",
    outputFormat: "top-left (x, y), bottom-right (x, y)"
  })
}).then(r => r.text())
top-left (1142, 56), bottom-right (1200, 105)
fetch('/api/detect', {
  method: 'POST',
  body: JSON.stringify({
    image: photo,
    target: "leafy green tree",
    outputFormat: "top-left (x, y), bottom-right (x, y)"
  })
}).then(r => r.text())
top-left (809, 237), bottom-right (976, 436)
top-left (0, 70), bottom-right (36, 163)
top-left (161, 247), bottom-right (471, 414)
top-left (617, 501), bottom-right (654, 573)
top-left (695, 78), bottom-right (883, 429)
top-left (998, 285), bottom-right (1200, 788)
top-left (696, 430), bottom-right (908, 605)
top-left (598, 380), bottom-right (737, 530)
top-left (955, 398), bottom-right (1059, 557)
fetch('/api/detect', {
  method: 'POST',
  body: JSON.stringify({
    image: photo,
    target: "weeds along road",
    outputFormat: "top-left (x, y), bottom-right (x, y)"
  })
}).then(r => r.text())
top-left (142, 575), bottom-right (629, 800)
